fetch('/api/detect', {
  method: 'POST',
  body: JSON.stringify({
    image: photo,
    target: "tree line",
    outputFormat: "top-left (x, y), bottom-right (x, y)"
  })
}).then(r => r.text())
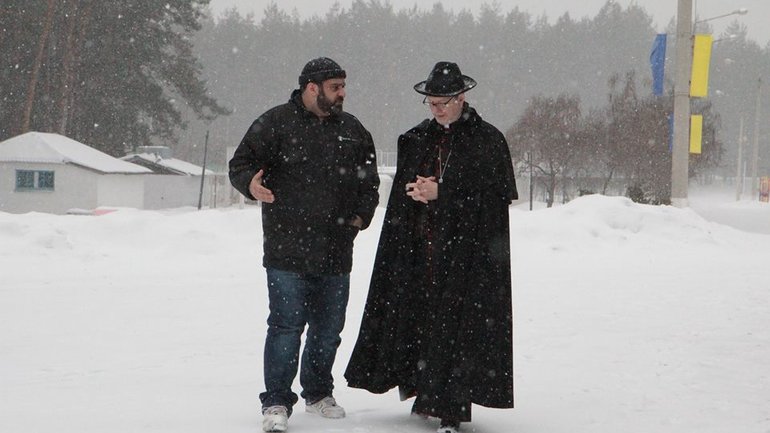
top-left (179, 0), bottom-right (766, 202)
top-left (2, 1), bottom-right (768, 201)
top-left (181, 1), bottom-right (661, 165)
top-left (507, 72), bottom-right (722, 206)
top-left (1, 0), bottom-right (226, 156)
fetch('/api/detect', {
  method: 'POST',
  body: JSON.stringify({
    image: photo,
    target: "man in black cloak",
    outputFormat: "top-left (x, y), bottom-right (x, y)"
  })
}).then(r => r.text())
top-left (345, 61), bottom-right (518, 433)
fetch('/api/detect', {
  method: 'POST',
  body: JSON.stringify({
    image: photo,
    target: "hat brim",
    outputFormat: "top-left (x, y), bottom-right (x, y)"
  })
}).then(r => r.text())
top-left (413, 76), bottom-right (477, 96)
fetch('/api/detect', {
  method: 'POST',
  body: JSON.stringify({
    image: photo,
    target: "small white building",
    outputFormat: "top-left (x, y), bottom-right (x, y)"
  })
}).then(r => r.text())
top-left (0, 132), bottom-right (151, 214)
top-left (121, 146), bottom-right (221, 210)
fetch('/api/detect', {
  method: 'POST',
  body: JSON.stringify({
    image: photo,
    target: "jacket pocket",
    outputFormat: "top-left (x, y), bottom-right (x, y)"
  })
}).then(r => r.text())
top-left (343, 224), bottom-right (360, 244)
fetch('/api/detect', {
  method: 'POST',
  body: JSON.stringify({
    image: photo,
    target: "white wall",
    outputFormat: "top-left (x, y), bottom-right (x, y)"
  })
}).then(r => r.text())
top-left (0, 162), bottom-right (99, 214)
top-left (0, 163), bottom-right (226, 213)
top-left (141, 175), bottom-right (215, 210)
top-left (97, 174), bottom-right (145, 209)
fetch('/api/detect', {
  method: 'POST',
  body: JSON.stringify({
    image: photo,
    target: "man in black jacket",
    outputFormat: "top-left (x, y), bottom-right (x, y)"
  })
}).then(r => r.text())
top-left (345, 61), bottom-right (516, 433)
top-left (229, 57), bottom-right (379, 433)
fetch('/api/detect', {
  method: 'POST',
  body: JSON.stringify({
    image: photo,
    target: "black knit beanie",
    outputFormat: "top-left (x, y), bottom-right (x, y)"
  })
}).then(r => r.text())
top-left (298, 57), bottom-right (346, 87)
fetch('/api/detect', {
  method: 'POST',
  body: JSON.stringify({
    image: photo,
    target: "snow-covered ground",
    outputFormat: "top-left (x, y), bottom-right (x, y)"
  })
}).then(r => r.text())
top-left (2, 186), bottom-right (769, 433)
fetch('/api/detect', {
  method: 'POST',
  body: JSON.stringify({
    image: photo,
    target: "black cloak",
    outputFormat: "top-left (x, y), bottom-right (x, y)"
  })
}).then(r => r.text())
top-left (345, 105), bottom-right (517, 420)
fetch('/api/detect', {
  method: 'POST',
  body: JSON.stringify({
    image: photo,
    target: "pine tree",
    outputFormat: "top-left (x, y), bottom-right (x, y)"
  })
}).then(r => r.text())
top-left (0, 0), bottom-right (227, 156)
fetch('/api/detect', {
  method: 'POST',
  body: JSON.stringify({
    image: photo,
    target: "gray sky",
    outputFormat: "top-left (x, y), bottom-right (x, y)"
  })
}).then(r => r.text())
top-left (209, 0), bottom-right (768, 47)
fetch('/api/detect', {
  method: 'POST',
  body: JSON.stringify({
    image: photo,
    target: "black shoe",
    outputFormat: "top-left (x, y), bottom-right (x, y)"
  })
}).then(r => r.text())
top-left (438, 419), bottom-right (460, 433)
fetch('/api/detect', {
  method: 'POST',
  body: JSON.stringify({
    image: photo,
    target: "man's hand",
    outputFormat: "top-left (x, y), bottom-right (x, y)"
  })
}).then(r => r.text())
top-left (249, 169), bottom-right (275, 203)
top-left (349, 215), bottom-right (364, 229)
top-left (406, 175), bottom-right (438, 204)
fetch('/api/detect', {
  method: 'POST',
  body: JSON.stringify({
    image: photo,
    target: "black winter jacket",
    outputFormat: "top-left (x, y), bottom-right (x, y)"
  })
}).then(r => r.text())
top-left (229, 90), bottom-right (379, 275)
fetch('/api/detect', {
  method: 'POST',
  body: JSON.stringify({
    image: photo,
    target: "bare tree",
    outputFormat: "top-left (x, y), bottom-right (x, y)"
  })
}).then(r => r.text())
top-left (58, 1), bottom-right (93, 134)
top-left (507, 94), bottom-right (582, 207)
top-left (21, 0), bottom-right (56, 134)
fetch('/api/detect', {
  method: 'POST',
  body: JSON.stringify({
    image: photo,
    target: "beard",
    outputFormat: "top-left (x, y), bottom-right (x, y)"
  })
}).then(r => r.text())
top-left (317, 89), bottom-right (344, 115)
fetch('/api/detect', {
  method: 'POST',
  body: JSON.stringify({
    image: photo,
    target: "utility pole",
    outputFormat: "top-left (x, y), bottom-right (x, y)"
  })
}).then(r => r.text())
top-left (528, 151), bottom-right (534, 211)
top-left (198, 130), bottom-right (209, 210)
top-left (736, 118), bottom-right (744, 201)
top-left (750, 78), bottom-right (762, 200)
top-left (671, 0), bottom-right (693, 208)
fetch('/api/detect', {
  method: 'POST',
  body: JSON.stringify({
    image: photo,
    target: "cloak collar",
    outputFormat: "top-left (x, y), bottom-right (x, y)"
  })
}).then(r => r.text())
top-left (427, 102), bottom-right (480, 133)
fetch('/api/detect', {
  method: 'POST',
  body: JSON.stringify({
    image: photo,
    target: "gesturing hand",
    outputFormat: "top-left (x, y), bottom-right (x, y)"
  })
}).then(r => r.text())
top-left (249, 169), bottom-right (275, 203)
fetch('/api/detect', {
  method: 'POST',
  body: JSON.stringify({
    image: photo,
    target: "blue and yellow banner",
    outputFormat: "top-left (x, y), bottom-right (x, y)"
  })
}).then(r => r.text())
top-left (650, 34), bottom-right (667, 96)
top-left (690, 114), bottom-right (703, 154)
top-left (690, 34), bottom-right (713, 98)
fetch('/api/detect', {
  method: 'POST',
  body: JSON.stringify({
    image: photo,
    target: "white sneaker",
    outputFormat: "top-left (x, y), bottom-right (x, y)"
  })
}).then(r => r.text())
top-left (305, 396), bottom-right (346, 419)
top-left (262, 406), bottom-right (288, 432)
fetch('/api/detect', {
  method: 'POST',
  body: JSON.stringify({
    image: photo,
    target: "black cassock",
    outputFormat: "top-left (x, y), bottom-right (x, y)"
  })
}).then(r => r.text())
top-left (345, 106), bottom-right (518, 422)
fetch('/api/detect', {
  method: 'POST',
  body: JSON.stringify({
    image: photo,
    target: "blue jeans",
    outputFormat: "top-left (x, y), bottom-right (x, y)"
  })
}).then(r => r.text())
top-left (260, 268), bottom-right (350, 414)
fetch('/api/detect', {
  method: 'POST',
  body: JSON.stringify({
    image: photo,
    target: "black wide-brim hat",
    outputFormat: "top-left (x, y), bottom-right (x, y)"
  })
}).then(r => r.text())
top-left (413, 61), bottom-right (477, 96)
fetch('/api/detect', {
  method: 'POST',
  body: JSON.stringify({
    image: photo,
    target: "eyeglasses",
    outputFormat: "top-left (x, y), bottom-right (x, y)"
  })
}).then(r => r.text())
top-left (422, 96), bottom-right (456, 109)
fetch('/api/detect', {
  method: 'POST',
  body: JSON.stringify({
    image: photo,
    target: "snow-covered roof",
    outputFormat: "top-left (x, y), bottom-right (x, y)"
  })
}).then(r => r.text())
top-left (0, 131), bottom-right (151, 174)
top-left (121, 153), bottom-right (216, 176)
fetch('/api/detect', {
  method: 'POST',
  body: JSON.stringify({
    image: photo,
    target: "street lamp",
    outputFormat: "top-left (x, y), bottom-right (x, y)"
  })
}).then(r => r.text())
top-left (670, 1), bottom-right (748, 208)
top-left (713, 34), bottom-right (738, 43)
top-left (751, 78), bottom-right (762, 199)
top-left (694, 8), bottom-right (748, 29)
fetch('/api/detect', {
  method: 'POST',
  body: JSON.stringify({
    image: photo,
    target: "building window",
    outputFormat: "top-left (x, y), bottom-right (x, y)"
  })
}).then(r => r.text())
top-left (37, 171), bottom-right (55, 189)
top-left (16, 170), bottom-right (34, 189)
top-left (15, 170), bottom-right (55, 191)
